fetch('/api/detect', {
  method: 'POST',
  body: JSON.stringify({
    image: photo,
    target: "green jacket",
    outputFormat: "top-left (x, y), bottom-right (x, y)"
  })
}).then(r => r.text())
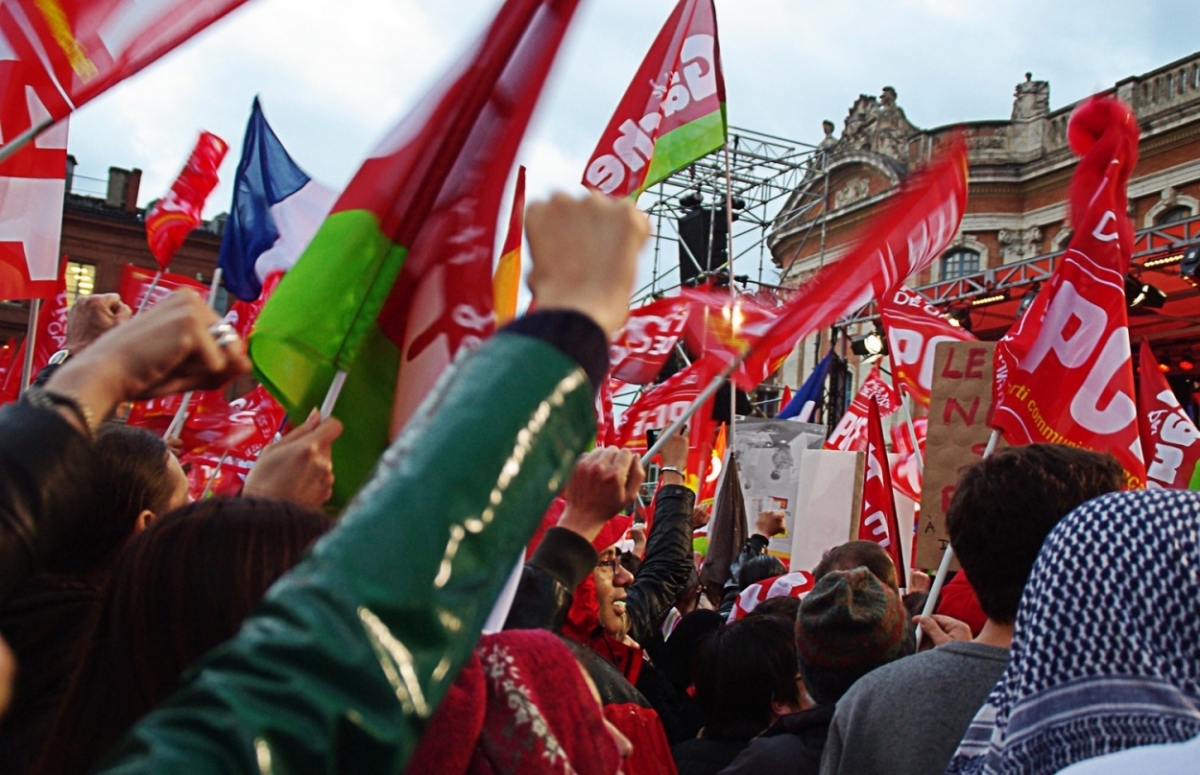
top-left (98, 330), bottom-right (597, 774)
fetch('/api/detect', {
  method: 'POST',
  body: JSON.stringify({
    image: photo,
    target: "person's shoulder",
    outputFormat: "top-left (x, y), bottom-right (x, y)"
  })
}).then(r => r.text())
top-left (718, 733), bottom-right (818, 775)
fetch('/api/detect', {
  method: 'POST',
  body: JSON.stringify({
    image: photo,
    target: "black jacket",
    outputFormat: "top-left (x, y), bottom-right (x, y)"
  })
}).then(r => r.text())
top-left (716, 704), bottom-right (835, 775)
top-left (717, 534), bottom-right (771, 618)
top-left (504, 483), bottom-right (695, 646)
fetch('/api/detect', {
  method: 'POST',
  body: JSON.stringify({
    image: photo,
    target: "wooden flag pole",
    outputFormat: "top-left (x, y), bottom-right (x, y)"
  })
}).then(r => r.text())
top-left (19, 298), bottom-right (41, 392)
top-left (164, 269), bottom-right (223, 442)
top-left (915, 428), bottom-right (1001, 648)
top-left (200, 451), bottom-right (231, 499)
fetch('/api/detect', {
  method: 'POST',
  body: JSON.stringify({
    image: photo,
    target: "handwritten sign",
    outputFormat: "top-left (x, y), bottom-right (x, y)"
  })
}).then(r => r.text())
top-left (915, 340), bottom-right (1003, 568)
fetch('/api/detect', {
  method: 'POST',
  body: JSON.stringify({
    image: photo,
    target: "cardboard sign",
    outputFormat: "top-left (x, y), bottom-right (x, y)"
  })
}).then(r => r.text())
top-left (915, 340), bottom-right (1003, 569)
top-left (790, 449), bottom-right (863, 573)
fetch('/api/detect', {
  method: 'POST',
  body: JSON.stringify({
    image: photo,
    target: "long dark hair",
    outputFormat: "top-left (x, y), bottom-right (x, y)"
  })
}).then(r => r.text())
top-left (35, 497), bottom-right (331, 775)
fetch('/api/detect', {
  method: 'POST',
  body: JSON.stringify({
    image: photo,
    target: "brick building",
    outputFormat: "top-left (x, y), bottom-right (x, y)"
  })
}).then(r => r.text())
top-left (771, 51), bottom-right (1200, 395)
top-left (0, 159), bottom-right (224, 343)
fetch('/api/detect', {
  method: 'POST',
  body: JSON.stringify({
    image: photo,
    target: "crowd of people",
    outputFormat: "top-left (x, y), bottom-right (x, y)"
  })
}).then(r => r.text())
top-left (0, 191), bottom-right (1197, 774)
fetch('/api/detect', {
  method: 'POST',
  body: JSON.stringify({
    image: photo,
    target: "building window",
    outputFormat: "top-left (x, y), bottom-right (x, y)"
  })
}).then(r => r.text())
top-left (64, 261), bottom-right (96, 307)
top-left (1155, 205), bottom-right (1192, 226)
top-left (940, 248), bottom-right (980, 280)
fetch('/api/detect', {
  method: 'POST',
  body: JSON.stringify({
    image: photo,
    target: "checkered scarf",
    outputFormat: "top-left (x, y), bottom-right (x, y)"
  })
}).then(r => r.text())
top-left (945, 490), bottom-right (1200, 775)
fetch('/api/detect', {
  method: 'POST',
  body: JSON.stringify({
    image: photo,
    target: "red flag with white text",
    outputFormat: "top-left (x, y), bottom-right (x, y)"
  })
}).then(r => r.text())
top-left (0, 112), bottom-right (67, 300)
top-left (890, 416), bottom-right (926, 502)
top-left (610, 296), bottom-right (691, 384)
top-left (859, 397), bottom-right (905, 573)
top-left (1137, 340), bottom-right (1200, 489)
top-left (145, 131), bottom-right (228, 269)
top-left (992, 97), bottom-right (1145, 488)
top-left (582, 0), bottom-right (725, 200)
top-left (617, 363), bottom-right (705, 452)
top-left (116, 264), bottom-right (209, 311)
top-left (825, 365), bottom-right (900, 452)
top-left (682, 285), bottom-right (783, 387)
top-left (881, 285), bottom-right (976, 405)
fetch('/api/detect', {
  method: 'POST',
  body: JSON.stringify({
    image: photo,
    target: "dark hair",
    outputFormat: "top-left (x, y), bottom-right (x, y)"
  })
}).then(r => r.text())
top-left (739, 555), bottom-right (786, 589)
top-left (47, 425), bottom-right (177, 575)
top-left (946, 444), bottom-right (1122, 624)
top-left (813, 540), bottom-right (899, 591)
top-left (37, 497), bottom-right (331, 775)
top-left (746, 595), bottom-right (800, 623)
top-left (692, 616), bottom-right (799, 740)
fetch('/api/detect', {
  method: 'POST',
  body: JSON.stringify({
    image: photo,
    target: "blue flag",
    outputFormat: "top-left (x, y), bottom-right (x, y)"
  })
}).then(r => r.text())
top-left (779, 349), bottom-right (833, 421)
top-left (218, 98), bottom-right (336, 301)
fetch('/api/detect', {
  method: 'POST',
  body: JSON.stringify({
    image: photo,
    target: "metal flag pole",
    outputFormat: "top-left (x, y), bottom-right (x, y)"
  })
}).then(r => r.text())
top-left (915, 428), bottom-right (1000, 648)
top-left (19, 299), bottom-right (41, 392)
top-left (164, 269), bottom-right (224, 442)
top-left (723, 140), bottom-right (738, 456)
top-left (135, 270), bottom-right (165, 314)
top-left (0, 118), bottom-right (53, 167)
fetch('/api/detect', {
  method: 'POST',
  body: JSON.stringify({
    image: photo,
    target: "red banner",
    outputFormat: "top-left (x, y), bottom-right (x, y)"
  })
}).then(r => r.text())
top-left (881, 285), bottom-right (975, 405)
top-left (145, 131), bottom-right (228, 269)
top-left (617, 363), bottom-right (706, 452)
top-left (825, 365), bottom-right (900, 452)
top-left (859, 398), bottom-right (905, 572)
top-left (610, 296), bottom-right (691, 384)
top-left (993, 97), bottom-right (1145, 488)
top-left (582, 0), bottom-right (725, 199)
top-left (595, 377), bottom-right (618, 448)
top-left (682, 285), bottom-right (782, 387)
top-left (891, 416), bottom-right (926, 502)
top-left (1138, 340), bottom-right (1200, 489)
top-left (116, 264), bottom-right (209, 311)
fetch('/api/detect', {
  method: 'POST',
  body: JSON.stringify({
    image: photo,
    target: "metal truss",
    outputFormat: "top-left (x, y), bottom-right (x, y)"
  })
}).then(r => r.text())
top-left (632, 126), bottom-right (826, 303)
top-left (839, 212), bottom-right (1200, 325)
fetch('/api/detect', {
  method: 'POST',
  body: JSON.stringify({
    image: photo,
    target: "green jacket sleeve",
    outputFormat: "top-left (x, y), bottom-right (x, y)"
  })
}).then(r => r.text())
top-left (97, 331), bottom-right (596, 774)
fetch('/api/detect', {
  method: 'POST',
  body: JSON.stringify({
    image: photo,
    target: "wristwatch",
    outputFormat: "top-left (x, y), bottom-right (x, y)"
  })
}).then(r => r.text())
top-left (47, 349), bottom-right (70, 366)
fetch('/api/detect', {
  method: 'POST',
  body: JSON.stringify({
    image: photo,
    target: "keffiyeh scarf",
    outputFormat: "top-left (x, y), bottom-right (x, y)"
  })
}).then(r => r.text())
top-left (945, 489), bottom-right (1200, 774)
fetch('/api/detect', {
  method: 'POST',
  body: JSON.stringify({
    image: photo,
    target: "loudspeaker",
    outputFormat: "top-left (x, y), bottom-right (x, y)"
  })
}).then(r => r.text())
top-left (678, 207), bottom-right (729, 286)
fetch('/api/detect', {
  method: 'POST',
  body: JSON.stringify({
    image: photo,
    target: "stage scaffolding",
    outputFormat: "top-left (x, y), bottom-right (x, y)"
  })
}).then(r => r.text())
top-left (631, 126), bottom-right (827, 304)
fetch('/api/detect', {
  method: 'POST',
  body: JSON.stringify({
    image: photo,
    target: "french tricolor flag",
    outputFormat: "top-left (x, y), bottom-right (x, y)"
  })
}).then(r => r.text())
top-left (218, 98), bottom-right (336, 302)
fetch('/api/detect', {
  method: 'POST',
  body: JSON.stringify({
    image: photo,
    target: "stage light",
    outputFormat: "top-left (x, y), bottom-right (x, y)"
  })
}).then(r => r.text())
top-left (679, 192), bottom-right (703, 209)
top-left (1181, 359), bottom-right (1195, 372)
top-left (948, 307), bottom-right (972, 331)
top-left (1125, 274), bottom-right (1167, 311)
top-left (1159, 361), bottom-right (1172, 373)
top-left (851, 329), bottom-right (887, 358)
top-left (1143, 253), bottom-right (1184, 269)
top-left (971, 291), bottom-right (1008, 307)
top-left (1017, 283), bottom-right (1040, 317)
top-left (1183, 246), bottom-right (1200, 286)
top-left (731, 197), bottom-right (747, 211)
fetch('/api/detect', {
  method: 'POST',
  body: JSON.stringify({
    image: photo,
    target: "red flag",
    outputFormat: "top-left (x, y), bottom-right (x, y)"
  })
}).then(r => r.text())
top-left (732, 143), bottom-right (967, 390)
top-left (1138, 340), bottom-right (1200, 489)
top-left (224, 271), bottom-right (282, 340)
top-left (30, 263), bottom-right (68, 374)
top-left (493, 165), bottom-right (525, 325)
top-left (778, 385), bottom-right (793, 415)
top-left (697, 422), bottom-right (726, 507)
top-left (992, 97), bottom-right (1145, 488)
top-left (681, 284), bottom-right (782, 387)
top-left (685, 396), bottom-right (717, 493)
top-left (0, 1), bottom-right (249, 144)
top-left (595, 377), bottom-right (618, 448)
top-left (116, 263), bottom-right (209, 311)
top-left (609, 296), bottom-right (691, 384)
top-left (0, 337), bottom-right (22, 404)
top-left (583, 0), bottom-right (726, 199)
top-left (145, 131), bottom-right (228, 269)
top-left (617, 363), bottom-right (706, 452)
top-left (0, 110), bottom-right (67, 300)
top-left (881, 285), bottom-right (976, 405)
top-left (825, 365), bottom-right (900, 452)
top-left (890, 416), bottom-right (926, 502)
top-left (859, 397), bottom-right (905, 574)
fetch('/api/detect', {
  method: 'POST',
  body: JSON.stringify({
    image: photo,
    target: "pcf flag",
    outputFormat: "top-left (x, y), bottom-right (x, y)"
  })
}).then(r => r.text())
top-left (609, 295), bottom-right (691, 384)
top-left (583, 0), bottom-right (725, 199)
top-left (145, 131), bottom-right (228, 269)
top-left (1138, 339), bottom-right (1200, 489)
top-left (881, 285), bottom-right (975, 405)
top-left (251, 0), bottom-right (583, 504)
top-left (0, 109), bottom-right (67, 300)
top-left (859, 397), bottom-right (905, 574)
top-left (219, 98), bottom-right (336, 302)
top-left (825, 364), bottom-right (900, 452)
top-left (616, 362), bottom-right (706, 452)
top-left (992, 97), bottom-right (1145, 488)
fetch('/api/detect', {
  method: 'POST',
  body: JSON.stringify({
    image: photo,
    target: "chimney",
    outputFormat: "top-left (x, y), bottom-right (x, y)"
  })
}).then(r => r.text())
top-left (123, 168), bottom-right (141, 213)
top-left (105, 167), bottom-right (128, 208)
top-left (65, 155), bottom-right (76, 195)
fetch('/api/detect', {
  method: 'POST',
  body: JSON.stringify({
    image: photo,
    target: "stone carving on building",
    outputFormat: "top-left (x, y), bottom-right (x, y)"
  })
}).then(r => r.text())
top-left (1012, 73), bottom-right (1050, 120)
top-left (833, 177), bottom-right (870, 210)
top-left (999, 226), bottom-right (1043, 264)
top-left (834, 88), bottom-right (917, 163)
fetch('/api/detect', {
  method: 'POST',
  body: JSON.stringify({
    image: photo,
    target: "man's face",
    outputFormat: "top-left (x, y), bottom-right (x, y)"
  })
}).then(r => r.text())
top-left (594, 547), bottom-right (634, 640)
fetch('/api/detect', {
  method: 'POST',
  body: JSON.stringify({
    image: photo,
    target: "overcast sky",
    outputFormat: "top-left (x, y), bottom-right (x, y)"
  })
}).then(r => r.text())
top-left (63, 0), bottom-right (1200, 288)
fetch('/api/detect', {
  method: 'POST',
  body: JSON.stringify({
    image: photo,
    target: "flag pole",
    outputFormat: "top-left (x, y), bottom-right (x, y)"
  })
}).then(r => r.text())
top-left (915, 427), bottom-right (1000, 648)
top-left (320, 370), bottom-right (348, 419)
top-left (164, 268), bottom-right (223, 442)
top-left (200, 451), bottom-right (230, 499)
top-left (723, 140), bottom-right (738, 457)
top-left (641, 370), bottom-right (731, 466)
top-left (19, 299), bottom-right (41, 392)
top-left (0, 119), bottom-right (53, 167)
top-left (136, 270), bottom-right (165, 314)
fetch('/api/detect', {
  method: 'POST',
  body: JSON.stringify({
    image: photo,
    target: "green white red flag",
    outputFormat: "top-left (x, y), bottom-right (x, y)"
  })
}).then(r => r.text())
top-left (992, 97), bottom-right (1145, 488)
top-left (583, 0), bottom-right (726, 200)
top-left (250, 0), bottom-right (583, 504)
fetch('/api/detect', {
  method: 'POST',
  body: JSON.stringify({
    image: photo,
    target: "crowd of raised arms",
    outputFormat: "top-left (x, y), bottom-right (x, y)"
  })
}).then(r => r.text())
top-left (0, 192), bottom-right (1195, 775)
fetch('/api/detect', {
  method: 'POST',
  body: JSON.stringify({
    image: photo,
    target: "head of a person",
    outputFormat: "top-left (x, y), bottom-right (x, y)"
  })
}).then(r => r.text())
top-left (692, 616), bottom-right (802, 740)
top-left (813, 540), bottom-right (899, 591)
top-left (39, 496), bottom-right (331, 775)
top-left (947, 444), bottom-right (1123, 625)
top-left (740, 554), bottom-right (787, 589)
top-left (747, 595), bottom-right (801, 623)
top-left (795, 567), bottom-right (909, 706)
top-left (659, 609), bottom-right (723, 691)
top-left (594, 545), bottom-right (635, 640)
top-left (48, 425), bottom-right (189, 576)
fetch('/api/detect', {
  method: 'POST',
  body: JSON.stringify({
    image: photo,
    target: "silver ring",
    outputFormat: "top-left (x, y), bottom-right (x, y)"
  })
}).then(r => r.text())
top-left (208, 322), bottom-right (239, 348)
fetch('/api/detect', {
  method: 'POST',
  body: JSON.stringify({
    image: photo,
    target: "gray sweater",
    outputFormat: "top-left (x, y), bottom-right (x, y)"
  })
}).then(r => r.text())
top-left (819, 641), bottom-right (1009, 775)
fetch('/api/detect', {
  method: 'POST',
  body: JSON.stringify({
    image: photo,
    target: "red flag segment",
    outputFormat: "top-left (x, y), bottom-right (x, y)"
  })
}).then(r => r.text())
top-left (859, 397), bottom-right (905, 574)
top-left (992, 97), bottom-right (1145, 488)
top-left (609, 296), bottom-right (691, 384)
top-left (825, 365), bottom-right (900, 452)
top-left (1137, 340), bottom-right (1200, 489)
top-left (145, 131), bottom-right (228, 269)
top-left (881, 285), bottom-right (976, 406)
